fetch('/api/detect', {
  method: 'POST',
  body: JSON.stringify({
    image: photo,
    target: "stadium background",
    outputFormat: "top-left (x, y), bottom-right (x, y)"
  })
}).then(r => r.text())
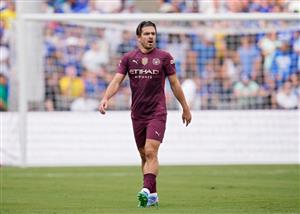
top-left (0, 1), bottom-right (299, 213)
top-left (0, 0), bottom-right (299, 113)
top-left (0, 0), bottom-right (299, 164)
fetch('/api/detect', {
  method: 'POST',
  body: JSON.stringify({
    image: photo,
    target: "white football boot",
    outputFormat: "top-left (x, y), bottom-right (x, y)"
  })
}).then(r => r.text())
top-left (146, 193), bottom-right (159, 207)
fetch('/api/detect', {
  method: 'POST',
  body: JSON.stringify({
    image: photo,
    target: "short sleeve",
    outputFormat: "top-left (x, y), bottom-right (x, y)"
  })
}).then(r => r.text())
top-left (117, 54), bottom-right (129, 75)
top-left (164, 53), bottom-right (176, 76)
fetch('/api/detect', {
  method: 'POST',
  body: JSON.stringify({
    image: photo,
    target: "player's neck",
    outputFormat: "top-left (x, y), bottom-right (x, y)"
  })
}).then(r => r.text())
top-left (138, 45), bottom-right (155, 54)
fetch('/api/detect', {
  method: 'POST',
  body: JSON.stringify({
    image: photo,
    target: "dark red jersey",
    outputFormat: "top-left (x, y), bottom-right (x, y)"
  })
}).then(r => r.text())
top-left (118, 48), bottom-right (176, 120)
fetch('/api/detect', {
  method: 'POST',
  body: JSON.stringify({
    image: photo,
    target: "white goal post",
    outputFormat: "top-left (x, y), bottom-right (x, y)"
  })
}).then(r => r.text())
top-left (20, 12), bottom-right (300, 21)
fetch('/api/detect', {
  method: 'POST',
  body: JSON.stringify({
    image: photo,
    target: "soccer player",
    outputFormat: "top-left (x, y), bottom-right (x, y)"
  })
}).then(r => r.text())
top-left (99, 21), bottom-right (192, 208)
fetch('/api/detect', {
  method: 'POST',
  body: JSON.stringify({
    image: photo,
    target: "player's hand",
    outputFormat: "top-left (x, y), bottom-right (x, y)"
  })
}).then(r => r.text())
top-left (182, 108), bottom-right (192, 127)
top-left (99, 98), bottom-right (108, 114)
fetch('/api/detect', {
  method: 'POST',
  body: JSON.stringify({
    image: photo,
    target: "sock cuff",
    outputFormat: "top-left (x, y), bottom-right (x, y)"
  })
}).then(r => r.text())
top-left (144, 173), bottom-right (156, 178)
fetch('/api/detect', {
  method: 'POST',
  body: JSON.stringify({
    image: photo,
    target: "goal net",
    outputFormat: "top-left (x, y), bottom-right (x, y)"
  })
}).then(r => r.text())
top-left (9, 13), bottom-right (300, 112)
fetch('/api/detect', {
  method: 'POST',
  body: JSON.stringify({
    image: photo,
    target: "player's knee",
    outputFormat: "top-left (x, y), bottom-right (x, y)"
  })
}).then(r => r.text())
top-left (145, 149), bottom-right (157, 160)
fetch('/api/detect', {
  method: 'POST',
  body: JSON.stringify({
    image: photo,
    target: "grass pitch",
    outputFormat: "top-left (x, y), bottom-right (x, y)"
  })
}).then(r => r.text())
top-left (1, 165), bottom-right (299, 214)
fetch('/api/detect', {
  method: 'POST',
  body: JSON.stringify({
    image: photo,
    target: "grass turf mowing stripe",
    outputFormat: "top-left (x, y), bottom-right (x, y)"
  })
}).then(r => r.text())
top-left (1, 165), bottom-right (299, 214)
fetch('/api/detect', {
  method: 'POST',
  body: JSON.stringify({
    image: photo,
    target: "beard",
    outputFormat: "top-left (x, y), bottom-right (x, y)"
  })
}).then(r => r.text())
top-left (142, 41), bottom-right (155, 50)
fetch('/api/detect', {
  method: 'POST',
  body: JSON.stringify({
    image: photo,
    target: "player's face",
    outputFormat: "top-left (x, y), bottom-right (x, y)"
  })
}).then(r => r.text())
top-left (138, 26), bottom-right (156, 51)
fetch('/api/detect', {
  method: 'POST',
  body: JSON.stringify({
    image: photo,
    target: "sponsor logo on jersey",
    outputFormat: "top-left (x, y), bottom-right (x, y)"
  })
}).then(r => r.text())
top-left (129, 69), bottom-right (160, 79)
top-left (142, 57), bottom-right (148, 65)
top-left (152, 58), bottom-right (160, 65)
top-left (129, 69), bottom-right (159, 75)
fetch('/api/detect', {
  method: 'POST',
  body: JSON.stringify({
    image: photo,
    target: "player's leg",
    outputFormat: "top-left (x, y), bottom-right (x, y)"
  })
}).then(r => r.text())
top-left (137, 146), bottom-right (149, 208)
top-left (137, 144), bottom-right (149, 208)
top-left (132, 119), bottom-right (149, 207)
top-left (144, 139), bottom-right (160, 207)
top-left (144, 139), bottom-right (160, 175)
top-left (132, 119), bottom-right (147, 170)
top-left (144, 118), bottom-right (166, 176)
top-left (142, 119), bottom-right (166, 207)
top-left (137, 147), bottom-right (146, 173)
top-left (135, 118), bottom-right (165, 208)
top-left (137, 139), bottom-right (160, 208)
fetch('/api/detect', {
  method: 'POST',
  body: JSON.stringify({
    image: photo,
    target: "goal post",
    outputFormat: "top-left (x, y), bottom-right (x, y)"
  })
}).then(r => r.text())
top-left (20, 12), bottom-right (300, 21)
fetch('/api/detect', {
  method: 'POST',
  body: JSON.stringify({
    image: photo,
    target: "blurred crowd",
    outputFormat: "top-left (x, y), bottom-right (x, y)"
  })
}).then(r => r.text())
top-left (42, 0), bottom-right (299, 13)
top-left (42, 0), bottom-right (138, 13)
top-left (157, 0), bottom-right (299, 13)
top-left (0, 0), bottom-right (15, 111)
top-left (0, 0), bottom-right (299, 111)
top-left (41, 23), bottom-right (300, 111)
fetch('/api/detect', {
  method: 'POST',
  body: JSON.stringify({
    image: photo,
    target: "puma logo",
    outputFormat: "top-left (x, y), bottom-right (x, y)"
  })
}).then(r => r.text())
top-left (155, 131), bottom-right (160, 137)
top-left (132, 59), bottom-right (138, 64)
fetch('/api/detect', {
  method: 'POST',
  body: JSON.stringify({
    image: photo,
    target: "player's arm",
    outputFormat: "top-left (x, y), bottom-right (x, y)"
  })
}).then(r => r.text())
top-left (99, 73), bottom-right (126, 114)
top-left (168, 74), bottom-right (192, 126)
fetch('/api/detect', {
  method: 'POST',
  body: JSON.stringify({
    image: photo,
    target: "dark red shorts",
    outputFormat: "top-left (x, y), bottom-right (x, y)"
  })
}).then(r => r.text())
top-left (131, 118), bottom-right (166, 148)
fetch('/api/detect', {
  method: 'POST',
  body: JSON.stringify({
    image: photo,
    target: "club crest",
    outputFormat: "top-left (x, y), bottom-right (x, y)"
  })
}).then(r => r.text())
top-left (142, 57), bottom-right (148, 65)
top-left (152, 58), bottom-right (160, 65)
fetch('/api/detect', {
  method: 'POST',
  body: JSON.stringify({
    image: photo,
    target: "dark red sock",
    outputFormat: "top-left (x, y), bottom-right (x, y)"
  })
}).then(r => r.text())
top-left (143, 173), bottom-right (156, 193)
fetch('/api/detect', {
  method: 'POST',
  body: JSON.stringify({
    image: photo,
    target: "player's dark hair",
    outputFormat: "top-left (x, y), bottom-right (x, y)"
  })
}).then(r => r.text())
top-left (136, 21), bottom-right (157, 36)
